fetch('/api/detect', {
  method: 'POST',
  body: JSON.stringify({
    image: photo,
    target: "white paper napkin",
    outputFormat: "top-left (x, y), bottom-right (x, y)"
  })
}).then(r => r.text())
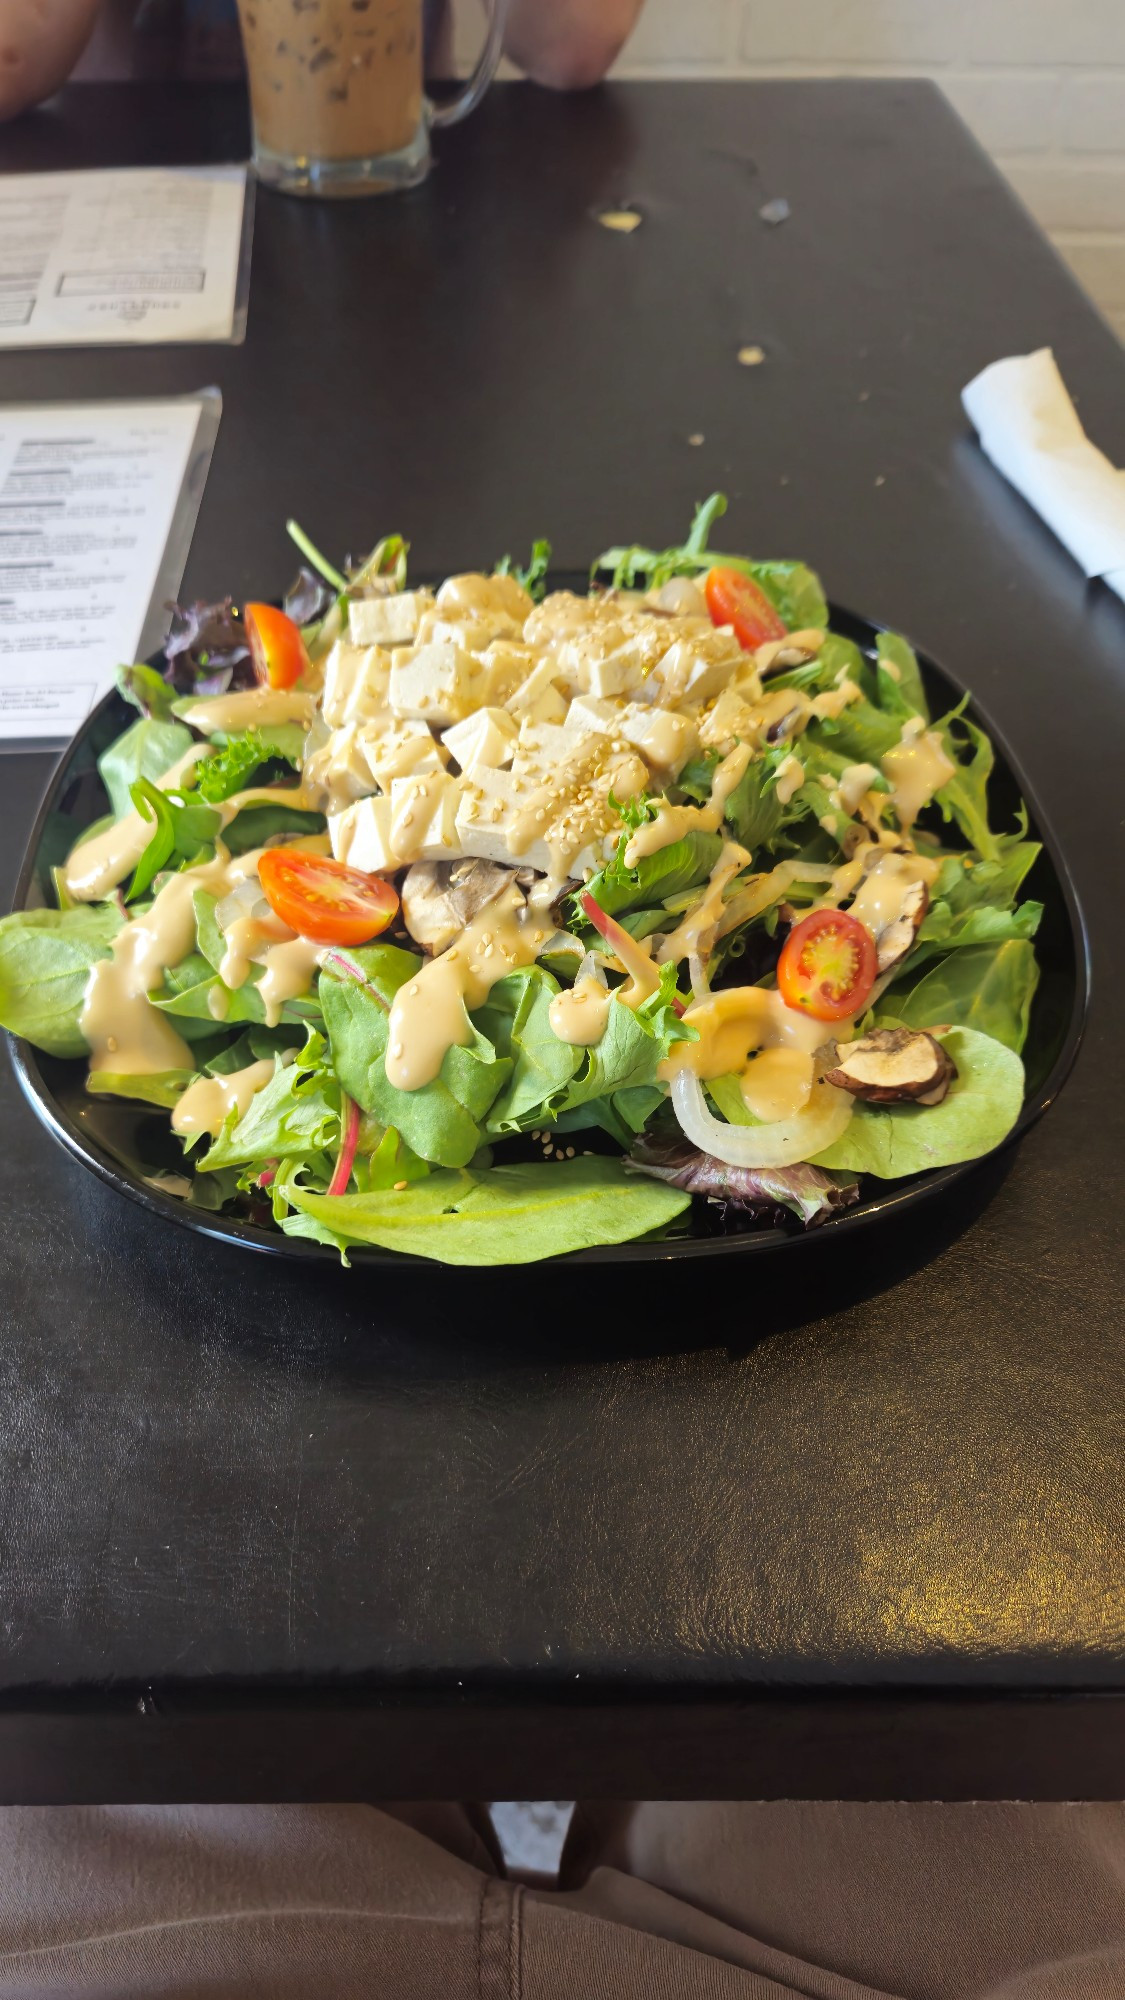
top-left (962, 347), bottom-right (1125, 604)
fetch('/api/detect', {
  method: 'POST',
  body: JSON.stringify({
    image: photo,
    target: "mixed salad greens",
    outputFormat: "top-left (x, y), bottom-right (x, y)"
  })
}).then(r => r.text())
top-left (0, 498), bottom-right (1042, 1264)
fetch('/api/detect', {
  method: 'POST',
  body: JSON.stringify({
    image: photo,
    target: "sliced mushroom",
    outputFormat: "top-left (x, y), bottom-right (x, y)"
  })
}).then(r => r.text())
top-left (872, 878), bottom-right (929, 972)
top-left (822, 1027), bottom-right (956, 1105)
top-left (401, 858), bottom-right (517, 955)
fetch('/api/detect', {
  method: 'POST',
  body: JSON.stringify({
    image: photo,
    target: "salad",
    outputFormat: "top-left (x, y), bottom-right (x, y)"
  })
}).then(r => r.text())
top-left (0, 498), bottom-right (1041, 1266)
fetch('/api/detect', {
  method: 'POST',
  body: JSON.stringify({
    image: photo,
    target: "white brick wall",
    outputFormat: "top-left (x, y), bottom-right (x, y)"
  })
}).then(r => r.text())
top-left (601, 0), bottom-right (1125, 341)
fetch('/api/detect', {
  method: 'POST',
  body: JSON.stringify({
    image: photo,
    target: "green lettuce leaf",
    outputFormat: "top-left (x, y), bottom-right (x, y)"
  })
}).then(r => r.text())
top-left (875, 630), bottom-right (928, 721)
top-left (193, 727), bottom-right (301, 803)
top-left (495, 537), bottom-right (552, 601)
top-left (811, 1027), bottom-right (1024, 1176)
top-left (897, 898), bottom-right (1042, 976)
top-left (276, 1155), bottom-right (690, 1266)
top-left (933, 703), bottom-right (1000, 861)
top-left (476, 966), bottom-right (583, 1134)
top-left (543, 968), bottom-right (692, 1128)
top-left (116, 662), bottom-right (180, 722)
top-left (932, 841), bottom-right (1041, 916)
top-left (578, 828), bottom-right (723, 921)
top-left (0, 904), bottom-right (123, 1057)
top-left (883, 939), bottom-right (1040, 1054)
top-left (594, 494), bottom-right (828, 627)
top-left (98, 716), bottom-right (194, 821)
top-left (197, 1033), bottom-right (340, 1170)
top-left (318, 944), bottom-right (510, 1168)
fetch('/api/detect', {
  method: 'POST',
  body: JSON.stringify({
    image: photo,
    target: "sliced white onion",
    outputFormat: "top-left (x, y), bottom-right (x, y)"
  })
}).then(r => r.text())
top-left (688, 951), bottom-right (711, 1005)
top-left (575, 950), bottom-right (609, 990)
top-left (670, 1067), bottom-right (853, 1169)
top-left (216, 876), bottom-right (271, 933)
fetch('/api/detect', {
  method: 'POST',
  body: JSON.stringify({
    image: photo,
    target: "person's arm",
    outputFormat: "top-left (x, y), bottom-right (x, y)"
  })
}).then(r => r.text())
top-left (502, 0), bottom-right (644, 90)
top-left (0, 0), bottom-right (103, 121)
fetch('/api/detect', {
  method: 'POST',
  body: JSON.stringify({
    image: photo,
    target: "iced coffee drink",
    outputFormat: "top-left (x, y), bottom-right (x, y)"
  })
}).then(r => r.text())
top-left (237, 0), bottom-right (427, 193)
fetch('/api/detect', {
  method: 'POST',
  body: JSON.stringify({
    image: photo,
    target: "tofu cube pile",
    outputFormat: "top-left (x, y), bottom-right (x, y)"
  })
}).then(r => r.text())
top-left (311, 571), bottom-right (771, 888)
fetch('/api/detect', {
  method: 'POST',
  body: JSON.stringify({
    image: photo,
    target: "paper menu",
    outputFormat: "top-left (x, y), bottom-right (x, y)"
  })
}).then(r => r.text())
top-left (0, 395), bottom-right (219, 745)
top-left (0, 167), bottom-right (249, 348)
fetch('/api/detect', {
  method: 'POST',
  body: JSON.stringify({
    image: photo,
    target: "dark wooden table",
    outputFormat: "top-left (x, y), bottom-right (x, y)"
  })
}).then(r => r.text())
top-left (1, 79), bottom-right (1123, 1804)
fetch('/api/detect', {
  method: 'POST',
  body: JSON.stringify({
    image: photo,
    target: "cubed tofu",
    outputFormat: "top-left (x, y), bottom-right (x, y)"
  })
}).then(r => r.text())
top-left (616, 702), bottom-right (699, 776)
top-left (653, 631), bottom-right (744, 707)
top-left (329, 796), bottom-right (398, 874)
top-left (389, 771), bottom-right (461, 863)
top-left (565, 693), bottom-right (621, 738)
top-left (389, 642), bottom-right (475, 727)
top-left (514, 718), bottom-right (601, 780)
top-left (303, 721), bottom-right (383, 808)
top-left (505, 657), bottom-right (567, 727)
top-left (347, 589), bottom-right (434, 649)
top-left (455, 768), bottom-right (553, 873)
top-left (697, 687), bottom-right (759, 753)
top-left (321, 641), bottom-right (392, 728)
top-left (441, 707), bottom-right (518, 774)
top-left (359, 717), bottom-right (447, 790)
top-left (476, 640), bottom-right (536, 706)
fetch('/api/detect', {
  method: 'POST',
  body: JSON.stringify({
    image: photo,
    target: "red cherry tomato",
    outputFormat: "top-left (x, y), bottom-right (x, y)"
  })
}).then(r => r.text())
top-left (776, 907), bottom-right (877, 1022)
top-left (258, 848), bottom-right (399, 946)
top-left (703, 566), bottom-right (788, 649)
top-left (243, 602), bottom-right (310, 690)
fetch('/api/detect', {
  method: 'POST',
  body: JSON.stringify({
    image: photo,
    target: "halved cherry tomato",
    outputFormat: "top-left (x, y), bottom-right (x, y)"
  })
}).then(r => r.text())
top-left (243, 602), bottom-right (309, 690)
top-left (258, 848), bottom-right (399, 946)
top-left (704, 566), bottom-right (787, 649)
top-left (777, 907), bottom-right (877, 1022)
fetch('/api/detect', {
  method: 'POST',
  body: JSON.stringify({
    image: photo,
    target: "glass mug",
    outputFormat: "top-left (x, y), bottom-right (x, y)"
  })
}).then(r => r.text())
top-left (236, 0), bottom-right (509, 197)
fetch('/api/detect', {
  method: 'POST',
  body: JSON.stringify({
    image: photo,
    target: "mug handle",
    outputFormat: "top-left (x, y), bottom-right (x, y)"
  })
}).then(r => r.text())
top-left (428, 0), bottom-right (510, 128)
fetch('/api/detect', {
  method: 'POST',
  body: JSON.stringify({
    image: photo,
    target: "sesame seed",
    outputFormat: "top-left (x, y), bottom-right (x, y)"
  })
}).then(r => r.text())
top-left (393, 1179), bottom-right (409, 1191)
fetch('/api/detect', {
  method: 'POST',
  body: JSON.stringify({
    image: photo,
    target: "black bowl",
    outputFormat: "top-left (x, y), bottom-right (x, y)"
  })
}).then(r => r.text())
top-left (7, 606), bottom-right (1088, 1266)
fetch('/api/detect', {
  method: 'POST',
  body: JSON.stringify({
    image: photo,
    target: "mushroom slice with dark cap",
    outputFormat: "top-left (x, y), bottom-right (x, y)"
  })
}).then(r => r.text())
top-left (822, 1027), bottom-right (957, 1106)
top-left (401, 858), bottom-right (519, 955)
top-left (873, 878), bottom-right (930, 972)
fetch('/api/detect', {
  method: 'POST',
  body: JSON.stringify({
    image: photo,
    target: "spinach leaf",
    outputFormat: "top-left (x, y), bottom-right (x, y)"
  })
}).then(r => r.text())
top-left (318, 945), bottom-right (510, 1168)
top-left (812, 1028), bottom-right (1024, 1176)
top-left (875, 630), bottom-right (928, 720)
top-left (98, 717), bottom-right (194, 821)
top-left (544, 970), bottom-right (692, 1127)
top-left (0, 904), bottom-right (122, 1057)
top-left (276, 1155), bottom-right (690, 1266)
top-left (127, 778), bottom-right (221, 901)
top-left (155, 959), bottom-right (321, 1030)
top-left (722, 758), bottom-right (785, 851)
top-left (197, 1034), bottom-right (340, 1170)
top-left (476, 967), bottom-right (583, 1134)
top-left (883, 939), bottom-right (1040, 1054)
top-left (87, 1069), bottom-right (194, 1109)
top-left (221, 802), bottom-right (326, 855)
top-left (578, 829), bottom-right (722, 920)
top-left (807, 695), bottom-right (901, 766)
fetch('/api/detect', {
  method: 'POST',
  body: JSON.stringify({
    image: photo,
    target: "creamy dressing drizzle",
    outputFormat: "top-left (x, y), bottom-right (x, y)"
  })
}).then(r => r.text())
top-left (79, 851), bottom-right (231, 1074)
top-left (623, 742), bottom-right (752, 865)
top-left (658, 840), bottom-right (750, 967)
top-left (64, 745), bottom-right (212, 902)
top-left (881, 717), bottom-right (955, 828)
top-left (183, 687), bottom-right (315, 734)
top-left (775, 755), bottom-right (805, 806)
top-left (660, 983), bottom-right (854, 1121)
top-left (171, 1059), bottom-right (276, 1138)
top-left (385, 884), bottom-right (540, 1091)
top-left (848, 850), bottom-right (940, 933)
top-left (548, 975), bottom-right (612, 1046)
